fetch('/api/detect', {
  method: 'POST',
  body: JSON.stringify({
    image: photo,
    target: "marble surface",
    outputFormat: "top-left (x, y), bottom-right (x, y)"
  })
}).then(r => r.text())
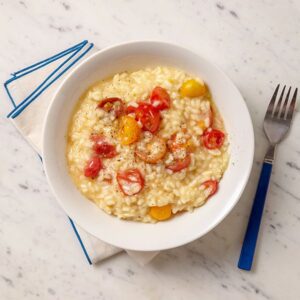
top-left (0, 0), bottom-right (300, 299)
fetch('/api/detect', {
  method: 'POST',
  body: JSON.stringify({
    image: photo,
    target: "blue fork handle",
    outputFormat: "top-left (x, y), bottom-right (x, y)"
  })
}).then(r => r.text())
top-left (238, 162), bottom-right (273, 271)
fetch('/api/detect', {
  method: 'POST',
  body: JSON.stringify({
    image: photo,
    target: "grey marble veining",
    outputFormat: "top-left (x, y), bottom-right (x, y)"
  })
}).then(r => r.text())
top-left (0, 0), bottom-right (300, 299)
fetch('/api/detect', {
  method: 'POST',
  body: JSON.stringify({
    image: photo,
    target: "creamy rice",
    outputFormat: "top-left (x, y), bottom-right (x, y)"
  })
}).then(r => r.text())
top-left (66, 66), bottom-right (229, 222)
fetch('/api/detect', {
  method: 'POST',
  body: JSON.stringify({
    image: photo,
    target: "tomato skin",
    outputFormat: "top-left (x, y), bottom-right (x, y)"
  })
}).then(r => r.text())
top-left (201, 129), bottom-right (225, 150)
top-left (202, 180), bottom-right (218, 198)
top-left (166, 155), bottom-right (191, 172)
top-left (116, 168), bottom-right (145, 196)
top-left (126, 105), bottom-right (137, 114)
top-left (127, 102), bottom-right (161, 133)
top-left (98, 97), bottom-right (125, 117)
top-left (150, 86), bottom-right (171, 110)
top-left (84, 157), bottom-right (103, 178)
top-left (91, 135), bottom-right (117, 158)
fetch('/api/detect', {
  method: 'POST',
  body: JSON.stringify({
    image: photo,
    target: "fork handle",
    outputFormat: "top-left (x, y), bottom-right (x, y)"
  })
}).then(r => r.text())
top-left (238, 155), bottom-right (274, 271)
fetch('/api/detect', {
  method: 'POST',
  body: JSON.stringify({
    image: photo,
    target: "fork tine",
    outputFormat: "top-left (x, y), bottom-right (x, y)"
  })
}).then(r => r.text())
top-left (274, 85), bottom-right (286, 117)
top-left (280, 86), bottom-right (291, 119)
top-left (266, 84), bottom-right (280, 117)
top-left (286, 88), bottom-right (298, 121)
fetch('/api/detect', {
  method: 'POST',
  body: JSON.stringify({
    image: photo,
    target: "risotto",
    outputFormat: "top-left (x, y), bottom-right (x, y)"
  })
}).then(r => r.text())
top-left (66, 66), bottom-right (229, 223)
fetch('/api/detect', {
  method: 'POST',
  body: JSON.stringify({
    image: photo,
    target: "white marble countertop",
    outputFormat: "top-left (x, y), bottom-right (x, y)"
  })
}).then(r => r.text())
top-left (1, 0), bottom-right (300, 299)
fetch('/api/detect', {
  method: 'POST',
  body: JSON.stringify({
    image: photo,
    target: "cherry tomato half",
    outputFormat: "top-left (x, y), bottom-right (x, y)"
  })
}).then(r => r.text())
top-left (116, 168), bottom-right (145, 196)
top-left (135, 136), bottom-right (167, 164)
top-left (150, 86), bottom-right (171, 110)
top-left (91, 134), bottom-right (117, 158)
top-left (98, 97), bottom-right (125, 117)
top-left (84, 156), bottom-right (103, 178)
top-left (118, 115), bottom-right (141, 145)
top-left (202, 180), bottom-right (218, 198)
top-left (166, 155), bottom-right (191, 173)
top-left (127, 102), bottom-right (161, 133)
top-left (149, 204), bottom-right (172, 221)
top-left (201, 129), bottom-right (225, 150)
top-left (180, 79), bottom-right (206, 98)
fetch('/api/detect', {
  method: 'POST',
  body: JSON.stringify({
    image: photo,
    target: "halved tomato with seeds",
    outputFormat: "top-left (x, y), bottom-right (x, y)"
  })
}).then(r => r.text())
top-left (116, 168), bottom-right (145, 196)
top-left (150, 86), bottom-right (171, 110)
top-left (201, 129), bottom-right (225, 150)
top-left (91, 134), bottom-right (117, 158)
top-left (127, 102), bottom-right (161, 133)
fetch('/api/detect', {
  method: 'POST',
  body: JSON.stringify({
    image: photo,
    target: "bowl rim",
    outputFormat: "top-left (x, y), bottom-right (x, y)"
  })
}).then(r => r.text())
top-left (42, 40), bottom-right (254, 251)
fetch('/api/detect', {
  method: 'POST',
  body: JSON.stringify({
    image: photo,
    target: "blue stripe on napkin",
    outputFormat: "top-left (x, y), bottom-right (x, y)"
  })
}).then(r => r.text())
top-left (4, 40), bottom-right (88, 109)
top-left (12, 40), bottom-right (87, 77)
top-left (7, 41), bottom-right (94, 118)
top-left (3, 41), bottom-right (94, 265)
top-left (69, 218), bottom-right (92, 265)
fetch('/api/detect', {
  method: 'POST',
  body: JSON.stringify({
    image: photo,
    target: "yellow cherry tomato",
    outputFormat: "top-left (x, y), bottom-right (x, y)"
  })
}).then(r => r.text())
top-left (119, 116), bottom-right (141, 145)
top-left (149, 204), bottom-right (172, 221)
top-left (180, 79), bottom-right (206, 98)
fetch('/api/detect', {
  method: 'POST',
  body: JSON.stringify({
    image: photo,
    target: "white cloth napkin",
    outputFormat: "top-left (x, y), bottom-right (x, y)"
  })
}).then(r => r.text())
top-left (5, 40), bottom-right (159, 266)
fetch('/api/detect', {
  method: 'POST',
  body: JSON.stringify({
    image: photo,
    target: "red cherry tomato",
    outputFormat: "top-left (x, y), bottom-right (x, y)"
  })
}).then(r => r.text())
top-left (126, 105), bottom-right (137, 114)
top-left (127, 102), bottom-right (161, 133)
top-left (116, 168), bottom-right (145, 196)
top-left (202, 180), bottom-right (218, 198)
top-left (166, 155), bottom-right (191, 173)
top-left (84, 157), bottom-right (103, 178)
top-left (91, 134), bottom-right (117, 158)
top-left (150, 86), bottom-right (171, 110)
top-left (201, 129), bottom-right (225, 150)
top-left (97, 97), bottom-right (125, 117)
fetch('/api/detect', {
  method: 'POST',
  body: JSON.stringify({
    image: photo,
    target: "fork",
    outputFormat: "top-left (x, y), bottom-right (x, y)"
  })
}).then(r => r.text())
top-left (238, 84), bottom-right (298, 271)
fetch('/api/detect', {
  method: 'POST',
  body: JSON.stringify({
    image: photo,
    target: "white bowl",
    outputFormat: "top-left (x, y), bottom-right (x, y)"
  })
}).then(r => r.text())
top-left (42, 41), bottom-right (254, 251)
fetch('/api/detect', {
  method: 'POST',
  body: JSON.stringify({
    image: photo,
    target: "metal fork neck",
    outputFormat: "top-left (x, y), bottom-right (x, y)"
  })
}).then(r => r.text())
top-left (264, 144), bottom-right (276, 164)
